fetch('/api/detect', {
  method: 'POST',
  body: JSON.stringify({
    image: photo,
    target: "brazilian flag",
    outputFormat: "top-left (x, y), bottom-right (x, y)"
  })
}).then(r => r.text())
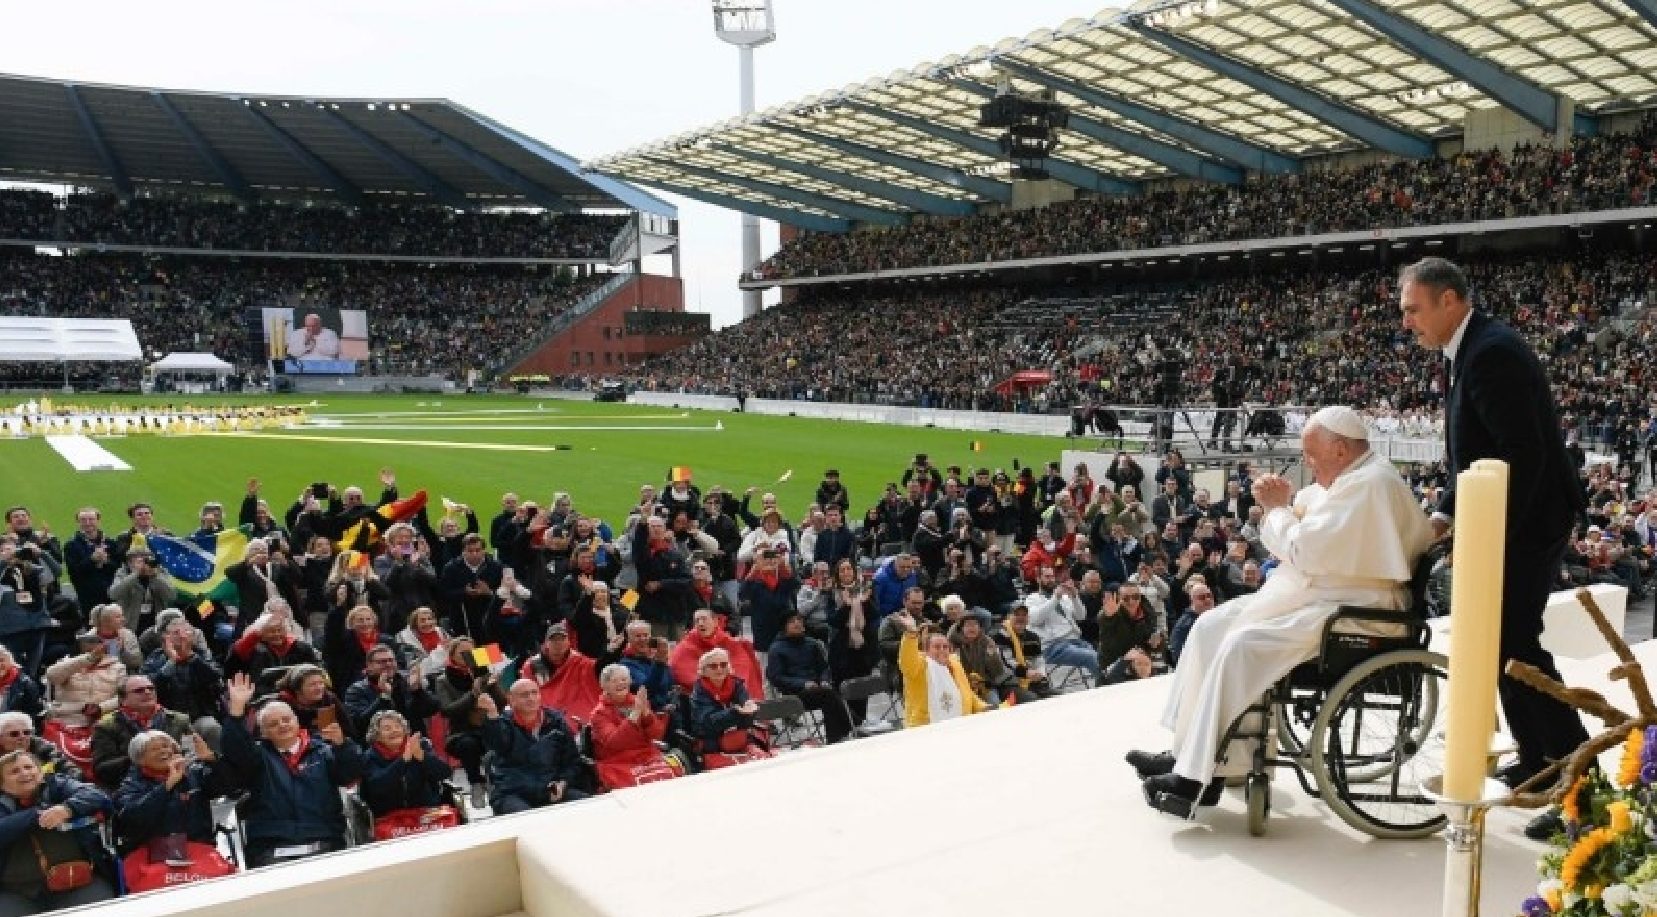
top-left (129, 525), bottom-right (251, 605)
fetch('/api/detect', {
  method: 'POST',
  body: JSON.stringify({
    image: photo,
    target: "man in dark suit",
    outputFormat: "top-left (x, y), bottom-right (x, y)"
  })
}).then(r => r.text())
top-left (1400, 257), bottom-right (1589, 800)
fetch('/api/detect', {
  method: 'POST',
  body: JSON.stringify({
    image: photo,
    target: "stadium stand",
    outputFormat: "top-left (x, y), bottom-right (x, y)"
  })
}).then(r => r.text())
top-left (750, 118), bottom-right (1657, 280)
top-left (0, 190), bottom-right (627, 260)
top-left (0, 252), bottom-right (608, 386)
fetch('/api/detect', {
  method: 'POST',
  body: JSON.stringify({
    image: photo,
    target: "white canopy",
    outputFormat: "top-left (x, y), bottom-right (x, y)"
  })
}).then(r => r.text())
top-left (0, 317), bottom-right (142, 362)
top-left (150, 352), bottom-right (234, 375)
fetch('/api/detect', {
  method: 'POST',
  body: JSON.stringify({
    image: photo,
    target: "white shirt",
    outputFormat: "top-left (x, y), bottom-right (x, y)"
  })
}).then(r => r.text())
top-left (1025, 590), bottom-right (1084, 645)
top-left (1440, 308), bottom-right (1474, 366)
top-left (287, 325), bottom-right (341, 361)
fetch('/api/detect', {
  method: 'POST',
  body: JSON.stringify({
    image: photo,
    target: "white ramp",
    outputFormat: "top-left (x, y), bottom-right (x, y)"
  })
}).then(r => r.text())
top-left (44, 434), bottom-right (131, 471)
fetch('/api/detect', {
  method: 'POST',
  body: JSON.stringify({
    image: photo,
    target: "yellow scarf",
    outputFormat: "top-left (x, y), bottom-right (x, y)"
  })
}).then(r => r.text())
top-left (1002, 619), bottom-right (1029, 689)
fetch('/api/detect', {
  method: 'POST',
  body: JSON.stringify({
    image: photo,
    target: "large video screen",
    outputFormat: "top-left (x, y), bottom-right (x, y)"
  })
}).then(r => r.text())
top-left (262, 307), bottom-right (370, 374)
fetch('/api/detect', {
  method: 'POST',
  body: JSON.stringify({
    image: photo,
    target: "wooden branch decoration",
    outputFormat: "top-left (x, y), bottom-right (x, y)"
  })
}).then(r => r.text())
top-left (1504, 662), bottom-right (1628, 728)
top-left (1498, 589), bottom-right (1655, 809)
top-left (1578, 588), bottom-right (1657, 719)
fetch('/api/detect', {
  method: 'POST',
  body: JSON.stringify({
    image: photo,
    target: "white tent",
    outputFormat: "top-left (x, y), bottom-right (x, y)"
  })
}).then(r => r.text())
top-left (150, 352), bottom-right (234, 375)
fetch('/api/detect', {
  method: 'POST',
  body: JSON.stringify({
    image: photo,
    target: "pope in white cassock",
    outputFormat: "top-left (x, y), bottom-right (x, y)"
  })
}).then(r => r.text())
top-left (1129, 405), bottom-right (1431, 817)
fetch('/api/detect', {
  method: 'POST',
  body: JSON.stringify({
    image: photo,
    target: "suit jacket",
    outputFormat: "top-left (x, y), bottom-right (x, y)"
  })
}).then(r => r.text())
top-left (1440, 311), bottom-right (1585, 548)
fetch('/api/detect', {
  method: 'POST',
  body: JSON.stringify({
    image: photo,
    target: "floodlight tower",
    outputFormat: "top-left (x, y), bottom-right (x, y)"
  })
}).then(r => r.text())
top-left (712, 0), bottom-right (775, 319)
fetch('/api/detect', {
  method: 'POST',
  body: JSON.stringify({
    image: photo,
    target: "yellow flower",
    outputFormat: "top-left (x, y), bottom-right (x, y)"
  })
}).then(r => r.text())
top-left (1543, 887), bottom-right (1561, 912)
top-left (1586, 884), bottom-right (1603, 900)
top-left (1562, 827), bottom-right (1618, 892)
top-left (1562, 775), bottom-right (1587, 824)
top-left (1610, 801), bottom-right (1633, 835)
top-left (1621, 728), bottom-right (1646, 788)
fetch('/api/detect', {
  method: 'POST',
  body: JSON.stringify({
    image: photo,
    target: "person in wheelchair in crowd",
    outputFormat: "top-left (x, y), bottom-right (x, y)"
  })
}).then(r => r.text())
top-left (589, 664), bottom-right (682, 790)
top-left (220, 672), bottom-right (363, 867)
top-left (0, 749), bottom-right (115, 912)
top-left (112, 730), bottom-right (236, 889)
top-left (1128, 406), bottom-right (1431, 818)
top-left (359, 710), bottom-right (456, 828)
top-left (476, 678), bottom-right (590, 815)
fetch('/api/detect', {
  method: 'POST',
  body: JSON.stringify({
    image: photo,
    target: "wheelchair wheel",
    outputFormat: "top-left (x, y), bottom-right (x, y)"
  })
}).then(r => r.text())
top-left (1275, 694), bottom-right (1316, 760)
top-left (1310, 649), bottom-right (1448, 839)
top-left (1245, 773), bottom-right (1270, 837)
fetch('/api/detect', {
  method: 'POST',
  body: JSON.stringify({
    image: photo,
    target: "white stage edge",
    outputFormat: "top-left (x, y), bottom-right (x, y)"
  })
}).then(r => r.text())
top-left (85, 630), bottom-right (1646, 917)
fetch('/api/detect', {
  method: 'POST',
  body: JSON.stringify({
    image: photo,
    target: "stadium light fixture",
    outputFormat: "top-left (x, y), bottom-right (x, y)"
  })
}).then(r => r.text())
top-left (712, 0), bottom-right (776, 320)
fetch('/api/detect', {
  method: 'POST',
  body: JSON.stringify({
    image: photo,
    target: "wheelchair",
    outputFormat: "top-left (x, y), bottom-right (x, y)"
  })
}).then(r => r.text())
top-left (1214, 559), bottom-right (1448, 839)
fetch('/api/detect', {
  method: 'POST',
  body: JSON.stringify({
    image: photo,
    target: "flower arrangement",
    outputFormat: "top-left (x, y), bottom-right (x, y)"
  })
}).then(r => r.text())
top-left (1506, 590), bottom-right (1657, 917)
top-left (1519, 727), bottom-right (1657, 916)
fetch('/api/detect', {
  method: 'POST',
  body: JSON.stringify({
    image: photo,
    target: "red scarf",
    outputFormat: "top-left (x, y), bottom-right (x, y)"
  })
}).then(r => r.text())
top-left (698, 675), bottom-right (737, 706)
top-left (120, 706), bottom-right (158, 729)
top-left (415, 629), bottom-right (442, 652)
top-left (279, 731), bottom-right (311, 774)
top-left (0, 667), bottom-right (19, 693)
top-left (355, 631), bottom-right (380, 655)
top-left (512, 707), bottom-right (543, 734)
top-left (267, 635), bottom-right (295, 658)
top-left (693, 582), bottom-right (713, 604)
top-left (373, 740), bottom-right (406, 760)
top-left (445, 663), bottom-right (473, 684)
top-left (748, 568), bottom-right (780, 590)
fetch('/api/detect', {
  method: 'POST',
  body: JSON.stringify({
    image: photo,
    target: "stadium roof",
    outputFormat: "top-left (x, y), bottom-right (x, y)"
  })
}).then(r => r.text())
top-left (0, 73), bottom-right (675, 218)
top-left (587, 0), bottom-right (1657, 232)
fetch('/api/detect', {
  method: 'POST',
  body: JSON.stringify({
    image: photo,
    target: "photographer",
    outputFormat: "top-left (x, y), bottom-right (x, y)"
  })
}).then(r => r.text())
top-left (4, 508), bottom-right (61, 568)
top-left (108, 550), bottom-right (175, 638)
top-left (613, 622), bottom-right (675, 713)
top-left (376, 523), bottom-right (441, 635)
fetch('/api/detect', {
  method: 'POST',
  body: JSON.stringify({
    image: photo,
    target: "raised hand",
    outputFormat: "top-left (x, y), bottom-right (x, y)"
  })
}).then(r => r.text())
top-left (227, 672), bottom-right (256, 715)
top-left (475, 693), bottom-right (499, 718)
top-left (319, 723), bottom-right (346, 746)
top-left (379, 468), bottom-right (396, 487)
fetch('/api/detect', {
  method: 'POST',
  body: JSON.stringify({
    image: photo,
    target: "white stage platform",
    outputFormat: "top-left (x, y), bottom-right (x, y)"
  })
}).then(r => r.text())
top-left (88, 636), bottom-right (1645, 917)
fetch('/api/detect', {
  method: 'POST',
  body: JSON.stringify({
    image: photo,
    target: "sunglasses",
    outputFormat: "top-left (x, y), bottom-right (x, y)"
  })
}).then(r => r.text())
top-left (704, 662), bottom-right (731, 670)
top-left (128, 686), bottom-right (156, 694)
top-left (2, 729), bottom-right (33, 738)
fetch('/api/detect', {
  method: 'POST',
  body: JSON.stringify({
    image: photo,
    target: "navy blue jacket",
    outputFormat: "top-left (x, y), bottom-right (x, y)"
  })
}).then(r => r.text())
top-left (0, 774), bottom-right (111, 879)
top-left (689, 677), bottom-right (756, 744)
top-left (0, 673), bottom-right (43, 724)
top-left (113, 761), bottom-right (230, 851)
top-left (359, 739), bottom-right (452, 816)
top-left (1441, 311), bottom-right (1586, 546)
top-left (218, 714), bottom-right (363, 848)
top-left (764, 634), bottom-right (831, 693)
top-left (739, 575), bottom-right (798, 653)
top-left (616, 651), bottom-right (674, 711)
top-left (481, 709), bottom-right (584, 804)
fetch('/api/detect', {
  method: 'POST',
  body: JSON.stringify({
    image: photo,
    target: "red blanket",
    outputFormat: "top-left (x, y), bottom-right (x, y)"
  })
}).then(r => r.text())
top-left (518, 651), bottom-right (601, 728)
top-left (669, 631), bottom-right (764, 697)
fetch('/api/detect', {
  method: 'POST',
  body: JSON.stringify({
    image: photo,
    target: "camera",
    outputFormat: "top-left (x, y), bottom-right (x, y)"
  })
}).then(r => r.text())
top-left (311, 482), bottom-right (330, 499)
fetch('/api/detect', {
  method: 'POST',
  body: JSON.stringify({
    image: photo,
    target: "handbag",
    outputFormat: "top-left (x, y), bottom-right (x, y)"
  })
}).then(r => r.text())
top-left (371, 805), bottom-right (460, 840)
top-left (30, 834), bottom-right (93, 893)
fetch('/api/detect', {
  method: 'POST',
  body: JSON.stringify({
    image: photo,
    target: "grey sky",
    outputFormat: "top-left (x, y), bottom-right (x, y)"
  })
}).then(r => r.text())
top-left (2, 0), bottom-right (1095, 327)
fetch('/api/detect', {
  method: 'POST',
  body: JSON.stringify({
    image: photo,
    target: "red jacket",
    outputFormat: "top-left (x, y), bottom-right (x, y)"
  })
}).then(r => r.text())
top-left (1020, 532), bottom-right (1077, 583)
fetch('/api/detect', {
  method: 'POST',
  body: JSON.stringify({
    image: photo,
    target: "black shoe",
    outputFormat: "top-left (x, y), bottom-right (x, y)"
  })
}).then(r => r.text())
top-left (1142, 774), bottom-right (1224, 819)
top-left (1523, 809), bottom-right (1565, 842)
top-left (1494, 759), bottom-right (1542, 791)
top-left (1126, 750), bottom-right (1176, 778)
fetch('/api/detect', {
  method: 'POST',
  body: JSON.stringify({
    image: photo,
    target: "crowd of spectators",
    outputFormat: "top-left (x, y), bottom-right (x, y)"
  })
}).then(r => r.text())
top-left (755, 115), bottom-right (1657, 279)
top-left (0, 190), bottom-right (626, 260)
top-left (0, 252), bottom-right (607, 384)
top-left (0, 411), bottom-right (1648, 906)
top-left (633, 248), bottom-right (1657, 453)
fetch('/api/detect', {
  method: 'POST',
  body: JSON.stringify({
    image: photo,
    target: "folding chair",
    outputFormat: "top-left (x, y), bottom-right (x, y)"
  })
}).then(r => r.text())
top-left (754, 695), bottom-right (822, 750)
top-left (839, 675), bottom-right (897, 738)
top-left (1047, 663), bottom-right (1092, 693)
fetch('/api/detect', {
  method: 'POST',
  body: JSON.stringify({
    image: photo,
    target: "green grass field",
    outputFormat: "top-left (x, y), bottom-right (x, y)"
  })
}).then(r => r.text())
top-left (0, 394), bottom-right (1071, 533)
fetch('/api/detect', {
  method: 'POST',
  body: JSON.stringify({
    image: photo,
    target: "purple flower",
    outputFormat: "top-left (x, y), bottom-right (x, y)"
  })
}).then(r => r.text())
top-left (1520, 894), bottom-right (1550, 917)
top-left (1642, 761), bottom-right (1657, 786)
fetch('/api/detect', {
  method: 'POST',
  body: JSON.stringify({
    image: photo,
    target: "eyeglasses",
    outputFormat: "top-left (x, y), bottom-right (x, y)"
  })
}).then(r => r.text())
top-left (704, 662), bottom-right (731, 670)
top-left (128, 686), bottom-right (156, 694)
top-left (2, 729), bottom-right (33, 738)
